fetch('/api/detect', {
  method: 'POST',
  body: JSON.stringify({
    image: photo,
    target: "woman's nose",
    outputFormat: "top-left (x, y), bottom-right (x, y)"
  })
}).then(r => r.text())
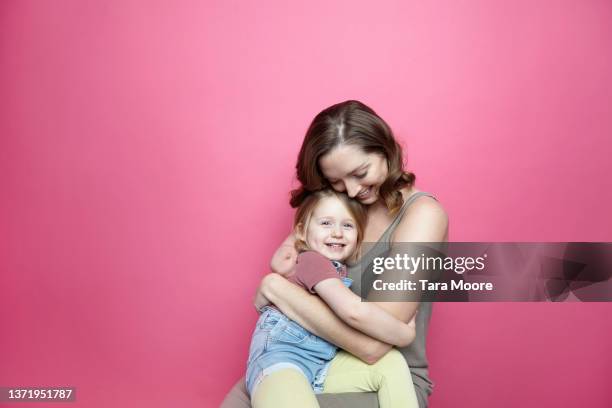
top-left (345, 180), bottom-right (361, 198)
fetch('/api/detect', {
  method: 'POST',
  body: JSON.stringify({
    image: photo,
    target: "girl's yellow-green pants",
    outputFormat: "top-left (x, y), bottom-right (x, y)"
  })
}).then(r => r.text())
top-left (251, 349), bottom-right (419, 408)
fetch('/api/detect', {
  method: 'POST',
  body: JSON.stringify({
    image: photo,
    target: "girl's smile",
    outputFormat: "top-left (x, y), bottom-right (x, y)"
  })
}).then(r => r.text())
top-left (300, 196), bottom-right (359, 262)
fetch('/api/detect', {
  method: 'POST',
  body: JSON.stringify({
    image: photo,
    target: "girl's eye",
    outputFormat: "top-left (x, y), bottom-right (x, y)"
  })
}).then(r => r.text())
top-left (321, 220), bottom-right (332, 226)
top-left (343, 223), bottom-right (354, 229)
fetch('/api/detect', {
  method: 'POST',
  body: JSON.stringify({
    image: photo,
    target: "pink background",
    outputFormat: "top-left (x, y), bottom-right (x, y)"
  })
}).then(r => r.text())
top-left (1, 1), bottom-right (611, 407)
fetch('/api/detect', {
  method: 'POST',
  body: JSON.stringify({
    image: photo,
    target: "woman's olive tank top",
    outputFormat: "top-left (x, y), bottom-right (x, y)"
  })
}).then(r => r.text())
top-left (346, 191), bottom-right (436, 408)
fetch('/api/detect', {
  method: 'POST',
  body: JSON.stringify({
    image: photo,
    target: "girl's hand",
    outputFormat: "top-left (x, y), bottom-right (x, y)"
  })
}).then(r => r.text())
top-left (270, 243), bottom-right (298, 276)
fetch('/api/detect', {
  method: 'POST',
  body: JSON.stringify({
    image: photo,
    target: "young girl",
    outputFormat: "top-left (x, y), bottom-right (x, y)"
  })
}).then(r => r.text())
top-left (247, 189), bottom-right (418, 408)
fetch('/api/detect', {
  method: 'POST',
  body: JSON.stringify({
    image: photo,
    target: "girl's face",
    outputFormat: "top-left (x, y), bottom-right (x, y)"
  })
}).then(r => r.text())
top-left (301, 196), bottom-right (358, 262)
top-left (319, 144), bottom-right (388, 205)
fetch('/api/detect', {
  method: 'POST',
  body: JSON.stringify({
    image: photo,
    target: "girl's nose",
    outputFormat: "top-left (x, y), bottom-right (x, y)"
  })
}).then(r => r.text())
top-left (331, 225), bottom-right (343, 238)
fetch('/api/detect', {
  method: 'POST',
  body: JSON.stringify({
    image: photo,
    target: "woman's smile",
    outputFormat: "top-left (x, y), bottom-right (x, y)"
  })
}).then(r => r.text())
top-left (357, 187), bottom-right (372, 200)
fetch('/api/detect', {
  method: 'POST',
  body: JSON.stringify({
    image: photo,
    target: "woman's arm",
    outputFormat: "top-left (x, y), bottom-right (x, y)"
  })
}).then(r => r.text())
top-left (367, 196), bottom-right (449, 322)
top-left (313, 278), bottom-right (415, 347)
top-left (269, 234), bottom-right (415, 346)
top-left (259, 273), bottom-right (392, 364)
top-left (262, 198), bottom-right (446, 359)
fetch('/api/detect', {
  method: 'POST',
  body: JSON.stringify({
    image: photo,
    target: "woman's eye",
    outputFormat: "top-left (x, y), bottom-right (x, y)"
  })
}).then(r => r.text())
top-left (355, 172), bottom-right (367, 179)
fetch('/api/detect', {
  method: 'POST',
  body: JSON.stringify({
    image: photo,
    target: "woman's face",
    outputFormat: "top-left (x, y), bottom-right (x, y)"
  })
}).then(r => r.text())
top-left (319, 144), bottom-right (388, 205)
top-left (302, 196), bottom-right (358, 262)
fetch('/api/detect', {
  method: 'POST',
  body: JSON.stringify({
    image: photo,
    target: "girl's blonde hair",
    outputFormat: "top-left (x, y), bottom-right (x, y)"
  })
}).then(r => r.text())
top-left (293, 189), bottom-right (367, 261)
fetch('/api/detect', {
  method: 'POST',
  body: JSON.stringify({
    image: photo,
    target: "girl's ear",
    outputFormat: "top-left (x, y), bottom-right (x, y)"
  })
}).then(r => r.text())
top-left (294, 222), bottom-right (305, 241)
top-left (294, 222), bottom-right (309, 253)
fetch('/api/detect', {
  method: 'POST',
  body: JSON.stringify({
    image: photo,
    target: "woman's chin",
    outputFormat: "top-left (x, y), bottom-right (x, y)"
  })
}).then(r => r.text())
top-left (358, 195), bottom-right (378, 205)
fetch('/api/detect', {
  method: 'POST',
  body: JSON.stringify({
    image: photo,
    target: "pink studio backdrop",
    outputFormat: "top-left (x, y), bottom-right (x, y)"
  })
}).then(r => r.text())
top-left (1, 1), bottom-right (611, 407)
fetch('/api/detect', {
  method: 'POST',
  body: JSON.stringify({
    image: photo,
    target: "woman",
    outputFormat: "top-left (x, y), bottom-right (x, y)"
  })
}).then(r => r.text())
top-left (221, 100), bottom-right (448, 408)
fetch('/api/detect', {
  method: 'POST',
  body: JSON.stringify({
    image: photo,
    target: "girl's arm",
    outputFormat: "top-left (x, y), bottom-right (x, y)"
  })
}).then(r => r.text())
top-left (313, 278), bottom-right (415, 347)
top-left (259, 273), bottom-right (392, 364)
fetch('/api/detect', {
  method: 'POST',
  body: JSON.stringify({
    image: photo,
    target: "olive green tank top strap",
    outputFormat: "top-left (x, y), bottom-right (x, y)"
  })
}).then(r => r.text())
top-left (378, 191), bottom-right (437, 242)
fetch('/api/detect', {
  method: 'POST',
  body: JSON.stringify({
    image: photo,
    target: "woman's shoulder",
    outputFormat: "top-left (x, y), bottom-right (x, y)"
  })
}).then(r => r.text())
top-left (393, 189), bottom-right (448, 242)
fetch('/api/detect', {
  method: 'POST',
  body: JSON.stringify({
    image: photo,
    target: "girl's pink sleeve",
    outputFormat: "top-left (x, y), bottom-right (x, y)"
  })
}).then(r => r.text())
top-left (287, 251), bottom-right (340, 293)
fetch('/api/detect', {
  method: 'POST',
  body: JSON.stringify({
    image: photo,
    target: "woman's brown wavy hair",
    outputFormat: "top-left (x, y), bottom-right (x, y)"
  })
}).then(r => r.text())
top-left (290, 100), bottom-right (415, 214)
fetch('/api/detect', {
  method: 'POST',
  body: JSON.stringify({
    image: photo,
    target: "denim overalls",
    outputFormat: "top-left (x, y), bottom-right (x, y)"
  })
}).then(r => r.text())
top-left (245, 261), bottom-right (352, 396)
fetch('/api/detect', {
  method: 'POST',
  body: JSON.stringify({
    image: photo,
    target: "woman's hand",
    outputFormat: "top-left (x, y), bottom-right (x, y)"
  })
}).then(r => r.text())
top-left (253, 284), bottom-right (271, 312)
top-left (408, 312), bottom-right (416, 330)
top-left (270, 235), bottom-right (298, 276)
